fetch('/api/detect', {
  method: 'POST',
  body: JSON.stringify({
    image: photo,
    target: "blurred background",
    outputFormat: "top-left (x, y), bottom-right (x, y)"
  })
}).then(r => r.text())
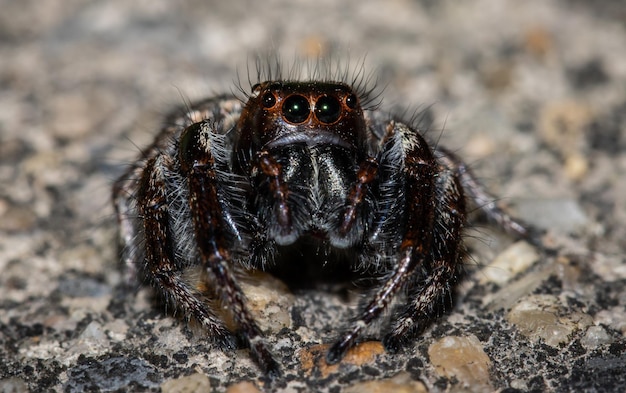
top-left (1, 0), bottom-right (625, 391)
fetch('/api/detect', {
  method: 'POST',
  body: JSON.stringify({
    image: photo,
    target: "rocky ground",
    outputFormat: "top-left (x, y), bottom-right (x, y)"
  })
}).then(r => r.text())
top-left (1, 0), bottom-right (625, 392)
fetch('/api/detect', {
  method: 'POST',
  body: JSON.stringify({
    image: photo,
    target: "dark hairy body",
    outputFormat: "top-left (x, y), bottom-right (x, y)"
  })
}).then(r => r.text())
top-left (113, 77), bottom-right (539, 378)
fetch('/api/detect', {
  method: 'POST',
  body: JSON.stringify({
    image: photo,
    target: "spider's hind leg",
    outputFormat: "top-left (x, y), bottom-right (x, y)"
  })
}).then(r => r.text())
top-left (436, 148), bottom-right (546, 248)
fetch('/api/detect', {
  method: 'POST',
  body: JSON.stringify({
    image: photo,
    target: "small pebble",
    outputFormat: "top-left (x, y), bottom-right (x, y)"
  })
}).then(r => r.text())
top-left (300, 341), bottom-right (384, 378)
top-left (344, 372), bottom-right (427, 393)
top-left (428, 335), bottom-right (492, 389)
top-left (0, 378), bottom-right (29, 393)
top-left (161, 373), bottom-right (212, 393)
top-left (239, 271), bottom-right (294, 334)
top-left (225, 381), bottom-right (262, 393)
top-left (513, 198), bottom-right (589, 232)
top-left (507, 294), bottom-right (593, 347)
top-left (484, 265), bottom-right (555, 311)
top-left (539, 100), bottom-right (592, 155)
top-left (564, 152), bottom-right (589, 181)
top-left (524, 26), bottom-right (553, 58)
top-left (0, 203), bottom-right (37, 232)
top-left (581, 326), bottom-right (612, 349)
top-left (480, 241), bottom-right (539, 285)
top-left (595, 307), bottom-right (626, 335)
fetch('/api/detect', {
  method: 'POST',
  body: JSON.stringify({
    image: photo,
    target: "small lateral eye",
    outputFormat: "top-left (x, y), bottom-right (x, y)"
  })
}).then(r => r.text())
top-left (282, 95), bottom-right (310, 123)
top-left (261, 92), bottom-right (277, 108)
top-left (345, 94), bottom-right (358, 109)
top-left (315, 95), bottom-right (342, 124)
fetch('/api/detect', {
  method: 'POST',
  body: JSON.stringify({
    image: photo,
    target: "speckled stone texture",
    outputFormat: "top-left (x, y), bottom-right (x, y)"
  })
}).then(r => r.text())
top-left (1, 1), bottom-right (625, 392)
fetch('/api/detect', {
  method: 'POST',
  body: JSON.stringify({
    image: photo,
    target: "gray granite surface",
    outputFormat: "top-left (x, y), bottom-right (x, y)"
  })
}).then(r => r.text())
top-left (1, 0), bottom-right (625, 392)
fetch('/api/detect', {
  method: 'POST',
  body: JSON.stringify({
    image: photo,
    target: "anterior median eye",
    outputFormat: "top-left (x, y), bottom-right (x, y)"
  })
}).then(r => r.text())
top-left (282, 95), bottom-right (310, 123)
top-left (315, 95), bottom-right (341, 124)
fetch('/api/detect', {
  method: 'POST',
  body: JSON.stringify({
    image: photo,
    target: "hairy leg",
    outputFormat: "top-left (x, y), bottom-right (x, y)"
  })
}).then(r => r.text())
top-left (180, 121), bottom-right (281, 378)
top-left (137, 156), bottom-right (237, 350)
top-left (383, 160), bottom-right (465, 352)
top-left (327, 121), bottom-right (437, 364)
top-left (437, 148), bottom-right (545, 247)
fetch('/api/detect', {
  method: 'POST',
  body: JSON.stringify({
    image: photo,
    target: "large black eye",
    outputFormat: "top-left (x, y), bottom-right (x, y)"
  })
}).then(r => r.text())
top-left (315, 95), bottom-right (342, 124)
top-left (261, 92), bottom-right (276, 108)
top-left (282, 95), bottom-right (310, 123)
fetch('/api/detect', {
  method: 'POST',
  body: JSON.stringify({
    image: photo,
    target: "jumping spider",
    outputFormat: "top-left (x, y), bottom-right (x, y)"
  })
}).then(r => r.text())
top-left (113, 74), bottom-right (540, 378)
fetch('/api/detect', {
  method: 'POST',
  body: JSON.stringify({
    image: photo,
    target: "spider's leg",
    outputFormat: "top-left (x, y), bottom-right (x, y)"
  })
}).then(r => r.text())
top-left (113, 121), bottom-right (186, 284)
top-left (436, 148), bottom-right (545, 247)
top-left (137, 155), bottom-right (237, 351)
top-left (326, 122), bottom-right (437, 364)
top-left (382, 158), bottom-right (466, 352)
top-left (180, 122), bottom-right (281, 378)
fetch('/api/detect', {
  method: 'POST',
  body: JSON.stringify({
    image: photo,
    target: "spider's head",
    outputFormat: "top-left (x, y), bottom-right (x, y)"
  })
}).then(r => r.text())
top-left (235, 81), bottom-right (368, 165)
top-left (234, 81), bottom-right (371, 245)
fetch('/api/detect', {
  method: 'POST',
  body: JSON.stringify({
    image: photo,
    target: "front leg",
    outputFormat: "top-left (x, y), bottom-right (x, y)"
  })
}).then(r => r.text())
top-left (327, 122), bottom-right (437, 364)
top-left (383, 158), bottom-right (466, 352)
top-left (179, 121), bottom-right (281, 378)
top-left (136, 156), bottom-right (237, 351)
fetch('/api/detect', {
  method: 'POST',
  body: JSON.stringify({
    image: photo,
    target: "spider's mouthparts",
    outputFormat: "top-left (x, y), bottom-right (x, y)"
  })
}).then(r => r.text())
top-left (265, 131), bottom-right (354, 150)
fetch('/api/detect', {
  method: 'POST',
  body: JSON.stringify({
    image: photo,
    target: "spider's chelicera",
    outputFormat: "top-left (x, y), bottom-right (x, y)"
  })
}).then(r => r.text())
top-left (113, 78), bottom-right (538, 378)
